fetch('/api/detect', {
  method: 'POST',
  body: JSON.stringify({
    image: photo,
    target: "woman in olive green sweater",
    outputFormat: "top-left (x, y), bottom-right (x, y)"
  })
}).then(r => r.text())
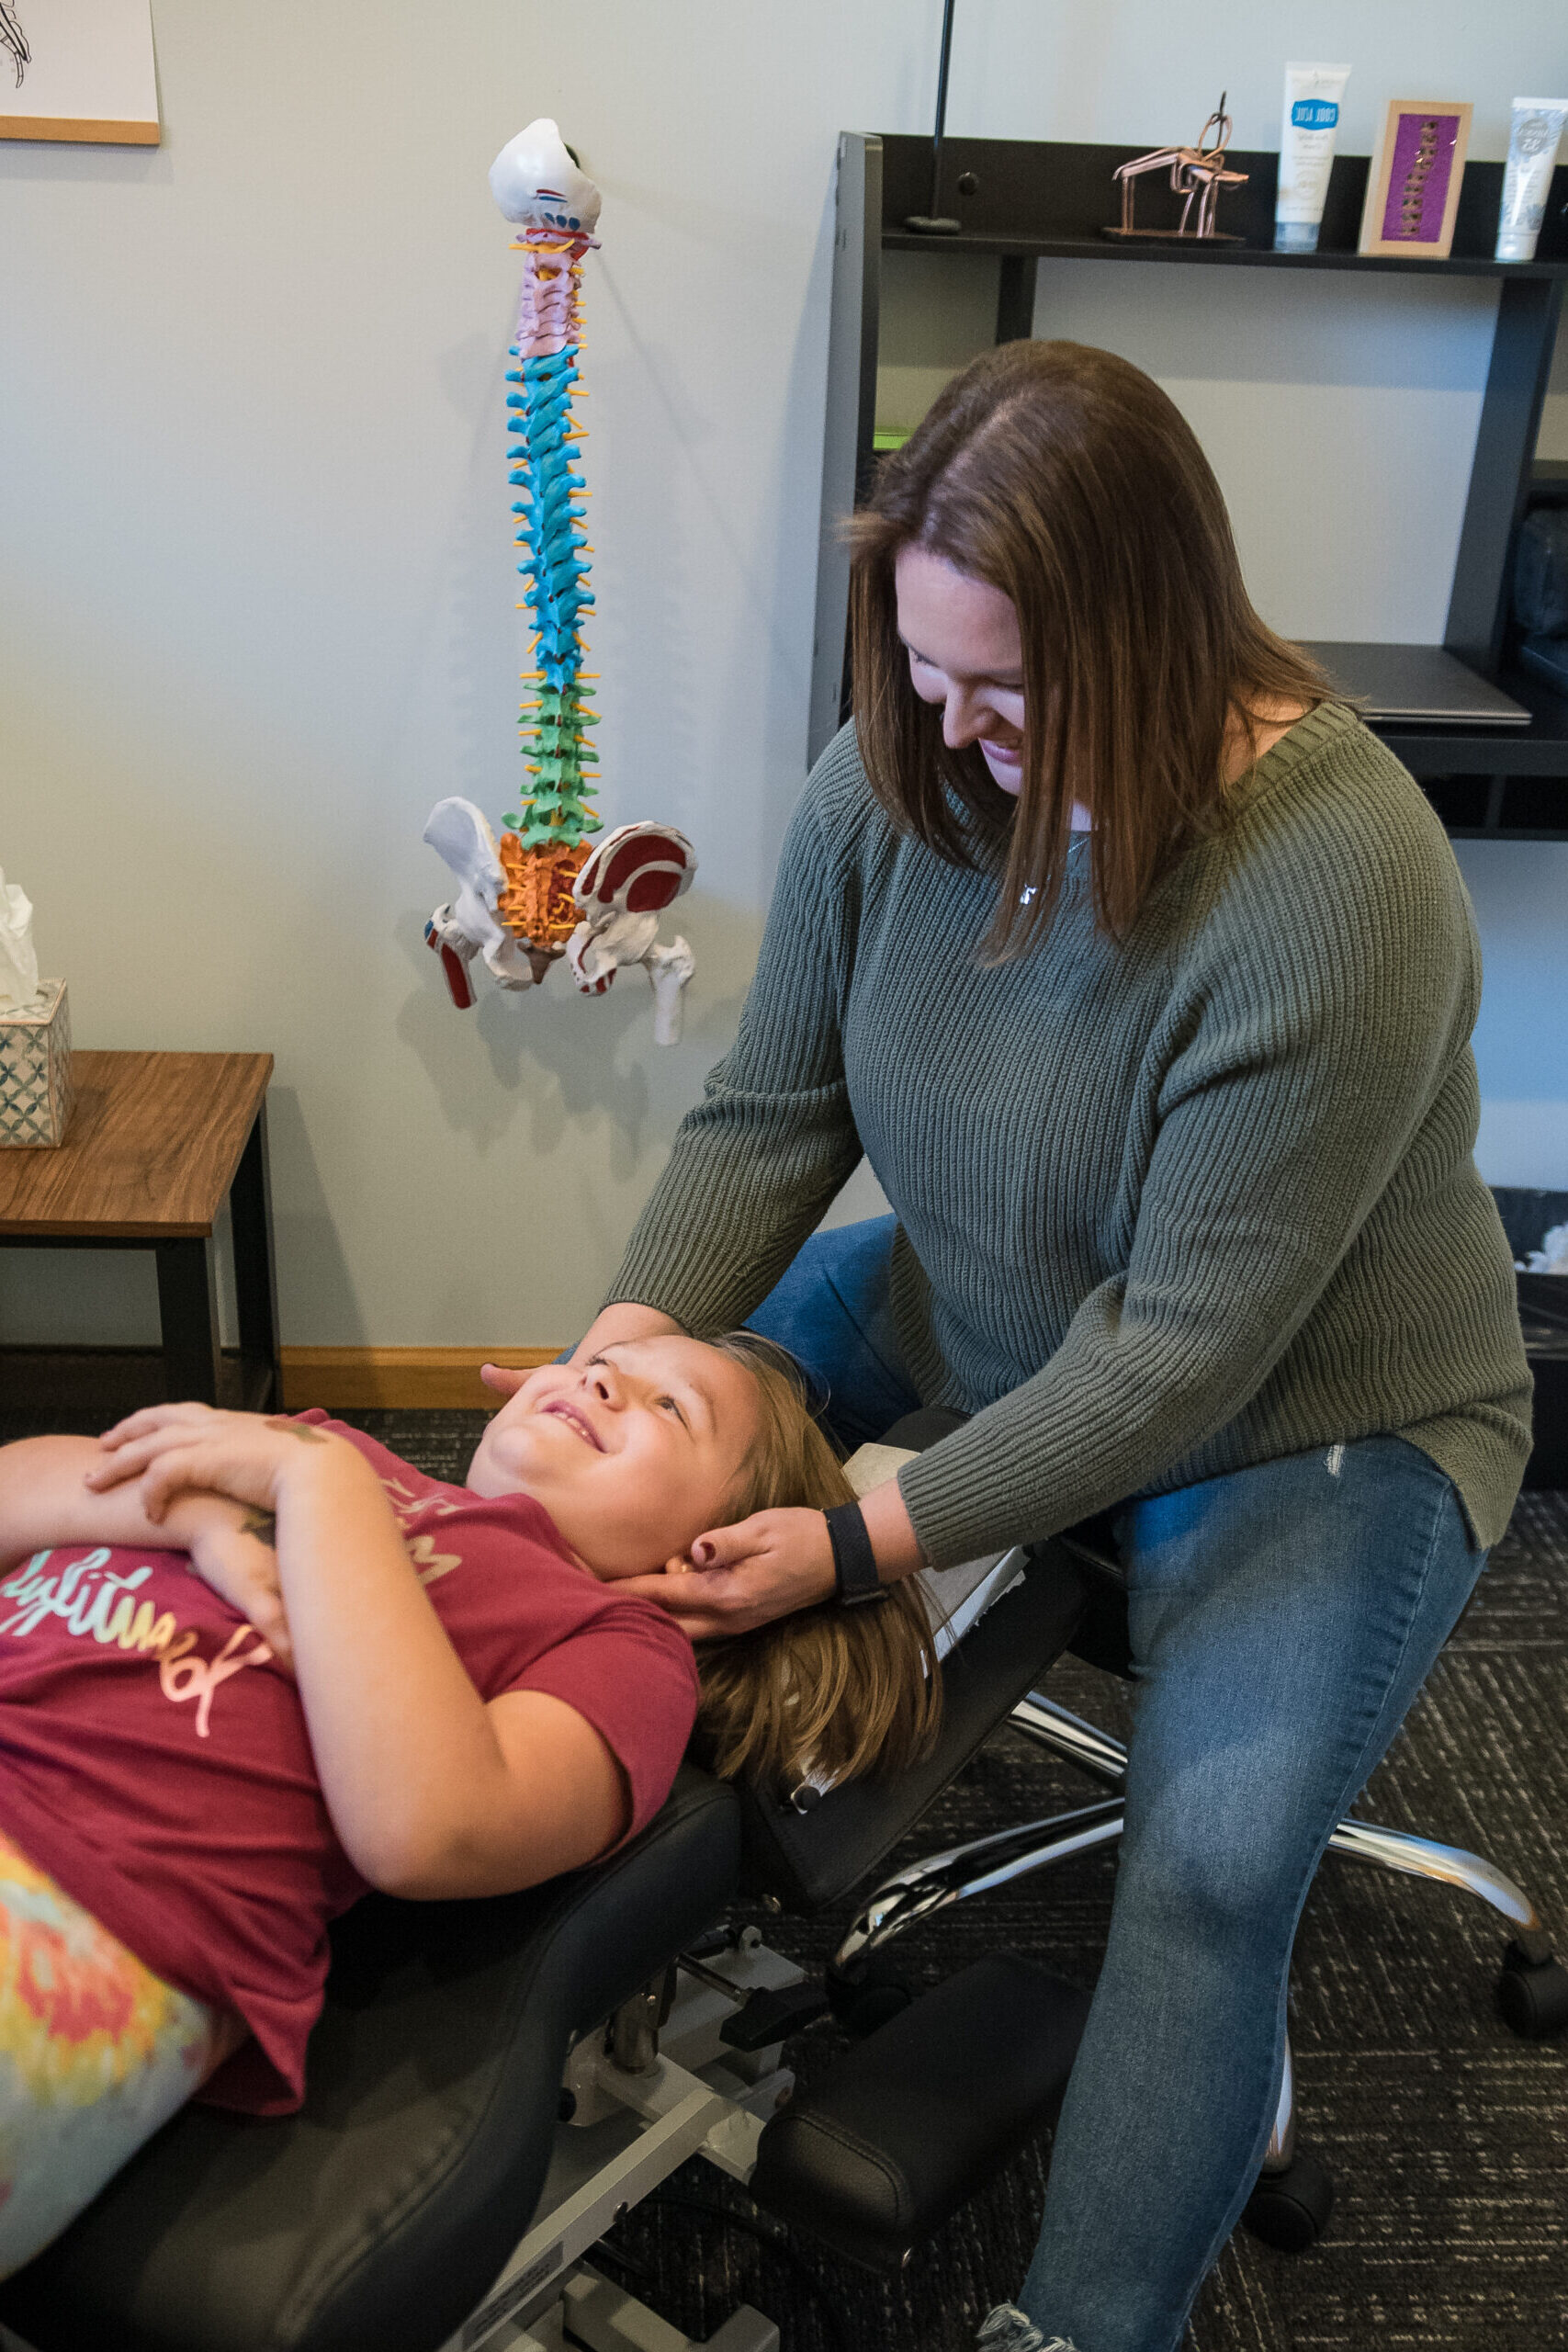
top-left (525, 344), bottom-right (1530, 2352)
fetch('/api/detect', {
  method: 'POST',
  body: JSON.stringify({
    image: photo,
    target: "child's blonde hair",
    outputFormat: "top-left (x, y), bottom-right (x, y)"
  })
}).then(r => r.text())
top-left (692, 1331), bottom-right (942, 1793)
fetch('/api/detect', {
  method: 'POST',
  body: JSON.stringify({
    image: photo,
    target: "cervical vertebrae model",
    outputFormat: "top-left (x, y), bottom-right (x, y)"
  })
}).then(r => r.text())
top-left (423, 119), bottom-right (695, 1044)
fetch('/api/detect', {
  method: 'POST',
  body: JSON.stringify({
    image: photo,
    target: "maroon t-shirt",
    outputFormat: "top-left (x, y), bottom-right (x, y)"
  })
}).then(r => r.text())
top-left (0, 1417), bottom-right (698, 2113)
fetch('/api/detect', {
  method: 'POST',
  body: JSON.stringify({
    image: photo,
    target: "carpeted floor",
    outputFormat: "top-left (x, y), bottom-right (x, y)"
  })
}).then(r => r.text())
top-left (6, 1400), bottom-right (1563, 2350)
top-left (334, 1411), bottom-right (1566, 2352)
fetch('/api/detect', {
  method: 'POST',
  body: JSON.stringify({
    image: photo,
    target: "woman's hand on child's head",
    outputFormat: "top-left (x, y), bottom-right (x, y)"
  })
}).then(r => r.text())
top-left (618, 1508), bottom-right (838, 1639)
top-left (87, 1403), bottom-right (341, 1523)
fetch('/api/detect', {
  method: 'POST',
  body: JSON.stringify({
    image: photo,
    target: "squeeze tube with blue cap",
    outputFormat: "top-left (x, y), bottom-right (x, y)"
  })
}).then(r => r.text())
top-left (1496, 98), bottom-right (1568, 262)
top-left (1275, 62), bottom-right (1351, 253)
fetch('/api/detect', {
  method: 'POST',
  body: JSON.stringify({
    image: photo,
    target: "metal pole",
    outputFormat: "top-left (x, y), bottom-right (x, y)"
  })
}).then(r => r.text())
top-left (928, 0), bottom-right (957, 214)
top-left (905, 0), bottom-right (962, 233)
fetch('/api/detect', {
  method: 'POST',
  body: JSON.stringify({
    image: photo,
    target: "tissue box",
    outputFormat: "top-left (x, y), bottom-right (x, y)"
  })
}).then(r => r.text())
top-left (0, 980), bottom-right (74, 1148)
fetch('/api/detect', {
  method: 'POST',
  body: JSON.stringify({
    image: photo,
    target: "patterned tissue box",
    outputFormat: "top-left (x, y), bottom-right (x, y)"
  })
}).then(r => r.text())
top-left (0, 980), bottom-right (74, 1148)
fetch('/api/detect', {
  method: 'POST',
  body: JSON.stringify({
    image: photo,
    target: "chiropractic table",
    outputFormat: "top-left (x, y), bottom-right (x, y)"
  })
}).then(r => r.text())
top-left (0, 1427), bottom-right (1096, 2352)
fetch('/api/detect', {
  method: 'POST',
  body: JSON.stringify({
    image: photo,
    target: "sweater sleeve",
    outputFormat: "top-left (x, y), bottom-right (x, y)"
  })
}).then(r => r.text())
top-left (897, 784), bottom-right (1483, 1566)
top-left (606, 750), bottom-right (869, 1335)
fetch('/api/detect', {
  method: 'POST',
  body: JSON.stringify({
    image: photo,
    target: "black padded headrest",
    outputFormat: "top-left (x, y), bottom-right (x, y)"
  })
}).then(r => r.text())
top-left (0, 1770), bottom-right (740, 2352)
top-left (735, 1535), bottom-right (1088, 1911)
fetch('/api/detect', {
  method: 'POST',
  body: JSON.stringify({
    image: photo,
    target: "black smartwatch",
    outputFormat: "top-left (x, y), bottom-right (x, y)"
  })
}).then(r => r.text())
top-left (825, 1501), bottom-right (886, 1607)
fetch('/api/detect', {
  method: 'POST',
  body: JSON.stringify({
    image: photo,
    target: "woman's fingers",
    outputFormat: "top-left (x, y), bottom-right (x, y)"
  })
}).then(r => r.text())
top-left (615, 1565), bottom-right (767, 1640)
top-left (617, 1510), bottom-right (838, 1639)
top-left (479, 1363), bottom-right (530, 1398)
top-left (689, 1520), bottom-right (767, 1570)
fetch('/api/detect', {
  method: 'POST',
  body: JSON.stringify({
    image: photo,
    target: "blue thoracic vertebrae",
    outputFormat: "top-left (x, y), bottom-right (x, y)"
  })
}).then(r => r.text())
top-left (511, 343), bottom-right (595, 683)
top-left (509, 326), bottom-right (600, 842)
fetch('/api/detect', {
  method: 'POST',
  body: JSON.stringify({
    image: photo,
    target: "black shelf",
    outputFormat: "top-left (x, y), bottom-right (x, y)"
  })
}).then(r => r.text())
top-left (875, 134), bottom-right (1568, 274)
top-left (1371, 669), bottom-right (1568, 835)
top-left (881, 229), bottom-right (1568, 280)
top-left (809, 132), bottom-right (1568, 833)
top-left (1374, 666), bottom-right (1568, 777)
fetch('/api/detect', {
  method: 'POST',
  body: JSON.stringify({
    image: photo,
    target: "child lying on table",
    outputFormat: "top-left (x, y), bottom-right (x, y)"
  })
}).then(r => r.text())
top-left (0, 1331), bottom-right (938, 2277)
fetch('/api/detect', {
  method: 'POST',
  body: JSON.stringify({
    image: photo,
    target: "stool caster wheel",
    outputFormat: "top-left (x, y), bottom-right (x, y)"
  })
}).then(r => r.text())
top-left (1241, 2146), bottom-right (1335, 2253)
top-left (826, 1955), bottom-right (914, 2039)
top-left (1498, 1941), bottom-right (1568, 2039)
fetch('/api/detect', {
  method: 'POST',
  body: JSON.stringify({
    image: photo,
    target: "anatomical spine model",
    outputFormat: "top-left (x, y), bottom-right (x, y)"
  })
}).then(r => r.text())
top-left (423, 119), bottom-right (695, 1044)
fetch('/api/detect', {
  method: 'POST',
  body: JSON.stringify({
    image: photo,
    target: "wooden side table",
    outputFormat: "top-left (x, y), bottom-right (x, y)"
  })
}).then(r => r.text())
top-left (0, 1052), bottom-right (281, 1409)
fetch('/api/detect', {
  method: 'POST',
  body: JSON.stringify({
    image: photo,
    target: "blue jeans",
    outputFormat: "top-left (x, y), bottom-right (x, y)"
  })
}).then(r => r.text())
top-left (745, 1215), bottom-right (921, 1448)
top-left (750, 1221), bottom-right (1487, 2352)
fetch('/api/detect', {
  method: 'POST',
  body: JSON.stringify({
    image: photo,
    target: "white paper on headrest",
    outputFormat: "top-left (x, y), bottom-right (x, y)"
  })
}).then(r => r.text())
top-left (843, 1442), bottom-right (918, 1498)
top-left (840, 1440), bottom-right (1024, 1656)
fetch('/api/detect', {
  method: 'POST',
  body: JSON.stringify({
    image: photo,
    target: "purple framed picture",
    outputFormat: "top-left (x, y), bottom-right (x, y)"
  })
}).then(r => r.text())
top-left (1360, 100), bottom-right (1473, 258)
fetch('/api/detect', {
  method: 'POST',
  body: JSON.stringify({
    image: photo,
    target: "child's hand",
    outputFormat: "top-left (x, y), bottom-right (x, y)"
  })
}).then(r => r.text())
top-left (183, 1506), bottom-right (295, 1672)
top-left (87, 1404), bottom-right (340, 1524)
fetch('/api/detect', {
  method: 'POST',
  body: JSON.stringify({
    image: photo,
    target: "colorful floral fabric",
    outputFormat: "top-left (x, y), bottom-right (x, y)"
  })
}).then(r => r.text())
top-left (0, 1827), bottom-right (222, 2278)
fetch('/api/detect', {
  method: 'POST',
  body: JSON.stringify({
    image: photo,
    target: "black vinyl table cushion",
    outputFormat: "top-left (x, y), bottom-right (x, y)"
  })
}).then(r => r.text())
top-left (736, 1535), bottom-right (1089, 1911)
top-left (0, 1771), bottom-right (741, 2352)
top-left (751, 1953), bottom-right (1092, 2269)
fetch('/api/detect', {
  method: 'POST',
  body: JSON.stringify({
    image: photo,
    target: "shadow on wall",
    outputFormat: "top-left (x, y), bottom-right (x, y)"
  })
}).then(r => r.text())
top-left (391, 887), bottom-right (758, 1182)
top-left (0, 141), bottom-right (169, 187)
top-left (440, 325), bottom-right (531, 821)
top-left (588, 164), bottom-right (832, 904)
top-left (592, 247), bottom-right (711, 866)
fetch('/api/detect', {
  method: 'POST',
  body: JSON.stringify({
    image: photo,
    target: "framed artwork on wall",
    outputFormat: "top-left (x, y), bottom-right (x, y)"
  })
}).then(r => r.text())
top-left (0, 0), bottom-right (159, 145)
top-left (1359, 99), bottom-right (1472, 258)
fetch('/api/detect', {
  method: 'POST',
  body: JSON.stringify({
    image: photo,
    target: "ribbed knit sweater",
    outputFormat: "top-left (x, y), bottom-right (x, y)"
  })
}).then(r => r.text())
top-left (609, 705), bottom-right (1531, 1569)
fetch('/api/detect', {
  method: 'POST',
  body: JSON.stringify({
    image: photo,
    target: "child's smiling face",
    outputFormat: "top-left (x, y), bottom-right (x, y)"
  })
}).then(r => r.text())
top-left (466, 1336), bottom-right (761, 1577)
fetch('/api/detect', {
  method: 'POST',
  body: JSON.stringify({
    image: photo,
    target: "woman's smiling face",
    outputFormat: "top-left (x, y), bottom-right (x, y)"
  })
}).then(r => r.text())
top-left (896, 543), bottom-right (1028, 795)
top-left (466, 1336), bottom-right (761, 1577)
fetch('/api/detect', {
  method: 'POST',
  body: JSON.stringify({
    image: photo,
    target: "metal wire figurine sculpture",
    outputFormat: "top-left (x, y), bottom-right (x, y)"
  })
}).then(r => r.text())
top-left (1105, 94), bottom-right (1248, 243)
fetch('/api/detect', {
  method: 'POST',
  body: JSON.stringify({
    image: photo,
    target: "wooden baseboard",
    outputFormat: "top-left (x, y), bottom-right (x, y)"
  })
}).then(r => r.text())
top-left (280, 1347), bottom-right (560, 1411)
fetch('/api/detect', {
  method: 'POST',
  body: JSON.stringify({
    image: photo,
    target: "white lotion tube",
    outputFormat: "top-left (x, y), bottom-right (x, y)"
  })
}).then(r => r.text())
top-left (1496, 98), bottom-right (1568, 262)
top-left (1275, 62), bottom-right (1351, 253)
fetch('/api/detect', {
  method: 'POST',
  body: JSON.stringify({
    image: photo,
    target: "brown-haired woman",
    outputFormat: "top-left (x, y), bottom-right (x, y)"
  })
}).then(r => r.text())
top-left (548, 343), bottom-right (1529, 2350)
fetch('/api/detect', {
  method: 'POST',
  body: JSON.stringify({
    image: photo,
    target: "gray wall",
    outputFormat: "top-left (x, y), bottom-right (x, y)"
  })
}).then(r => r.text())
top-left (4, 1), bottom-right (1567, 1351)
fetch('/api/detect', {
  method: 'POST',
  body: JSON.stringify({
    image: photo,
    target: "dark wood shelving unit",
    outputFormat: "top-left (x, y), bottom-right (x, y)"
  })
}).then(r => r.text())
top-left (882, 230), bottom-right (1568, 276)
top-left (810, 134), bottom-right (1568, 839)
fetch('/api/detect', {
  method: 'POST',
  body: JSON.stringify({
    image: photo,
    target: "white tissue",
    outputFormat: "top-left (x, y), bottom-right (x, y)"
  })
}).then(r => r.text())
top-left (1522, 1221), bottom-right (1568, 1274)
top-left (0, 867), bottom-right (39, 1011)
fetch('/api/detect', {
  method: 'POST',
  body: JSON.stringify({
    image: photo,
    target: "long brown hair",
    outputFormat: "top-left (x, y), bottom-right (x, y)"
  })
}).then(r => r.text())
top-left (849, 339), bottom-right (1327, 951)
top-left (692, 1332), bottom-right (942, 1793)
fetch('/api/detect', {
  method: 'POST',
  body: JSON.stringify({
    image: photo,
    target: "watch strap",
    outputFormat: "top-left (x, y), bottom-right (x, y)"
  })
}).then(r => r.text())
top-left (825, 1501), bottom-right (886, 1607)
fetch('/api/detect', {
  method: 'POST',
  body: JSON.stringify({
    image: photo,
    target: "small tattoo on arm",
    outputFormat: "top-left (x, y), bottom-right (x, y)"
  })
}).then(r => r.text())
top-left (239, 1510), bottom-right (277, 1546)
top-left (264, 1418), bottom-right (329, 1445)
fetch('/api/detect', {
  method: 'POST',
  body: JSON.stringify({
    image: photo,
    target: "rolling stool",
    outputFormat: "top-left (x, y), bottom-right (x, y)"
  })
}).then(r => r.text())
top-left (826, 1411), bottom-right (1568, 2252)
